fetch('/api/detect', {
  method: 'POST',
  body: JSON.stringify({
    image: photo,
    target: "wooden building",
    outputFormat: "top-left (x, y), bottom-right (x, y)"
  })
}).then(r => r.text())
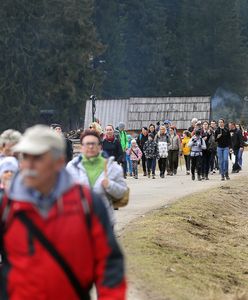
top-left (84, 97), bottom-right (211, 130)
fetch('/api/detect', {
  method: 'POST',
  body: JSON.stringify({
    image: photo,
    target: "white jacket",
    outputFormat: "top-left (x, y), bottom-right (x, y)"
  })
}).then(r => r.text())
top-left (66, 155), bottom-right (127, 225)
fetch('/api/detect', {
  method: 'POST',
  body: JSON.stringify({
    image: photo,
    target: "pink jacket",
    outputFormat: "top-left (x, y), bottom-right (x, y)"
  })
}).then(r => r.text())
top-left (127, 146), bottom-right (142, 161)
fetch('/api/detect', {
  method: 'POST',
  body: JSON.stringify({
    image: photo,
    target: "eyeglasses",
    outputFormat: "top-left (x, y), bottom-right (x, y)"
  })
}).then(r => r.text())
top-left (82, 142), bottom-right (100, 147)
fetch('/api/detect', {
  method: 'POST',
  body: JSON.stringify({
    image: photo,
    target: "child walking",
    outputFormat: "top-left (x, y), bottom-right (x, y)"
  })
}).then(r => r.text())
top-left (182, 130), bottom-right (191, 175)
top-left (143, 133), bottom-right (159, 179)
top-left (126, 139), bottom-right (142, 179)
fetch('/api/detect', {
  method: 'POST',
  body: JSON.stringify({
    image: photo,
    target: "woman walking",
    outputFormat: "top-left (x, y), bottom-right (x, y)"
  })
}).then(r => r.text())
top-left (67, 130), bottom-right (127, 225)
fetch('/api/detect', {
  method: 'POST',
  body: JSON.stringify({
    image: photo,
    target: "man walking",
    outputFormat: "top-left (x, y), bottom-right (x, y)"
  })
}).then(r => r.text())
top-left (0, 125), bottom-right (126, 300)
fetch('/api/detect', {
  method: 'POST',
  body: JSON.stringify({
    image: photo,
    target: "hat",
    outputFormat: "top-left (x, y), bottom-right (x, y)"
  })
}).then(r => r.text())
top-left (164, 120), bottom-right (171, 124)
top-left (131, 139), bottom-right (137, 144)
top-left (118, 122), bottom-right (125, 130)
top-left (0, 157), bottom-right (19, 177)
top-left (13, 125), bottom-right (65, 155)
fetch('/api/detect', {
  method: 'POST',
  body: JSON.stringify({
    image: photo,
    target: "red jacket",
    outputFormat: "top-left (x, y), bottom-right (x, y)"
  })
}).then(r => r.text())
top-left (0, 184), bottom-right (126, 300)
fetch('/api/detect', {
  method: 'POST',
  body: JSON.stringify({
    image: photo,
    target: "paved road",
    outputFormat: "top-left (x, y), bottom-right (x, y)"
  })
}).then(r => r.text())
top-left (114, 152), bottom-right (248, 299)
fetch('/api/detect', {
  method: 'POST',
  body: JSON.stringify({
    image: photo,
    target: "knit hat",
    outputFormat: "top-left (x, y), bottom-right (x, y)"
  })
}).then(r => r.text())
top-left (118, 122), bottom-right (125, 130)
top-left (0, 157), bottom-right (19, 177)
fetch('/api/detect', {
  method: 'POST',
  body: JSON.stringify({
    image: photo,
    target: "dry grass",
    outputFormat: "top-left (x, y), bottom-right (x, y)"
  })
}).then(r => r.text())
top-left (121, 177), bottom-right (248, 300)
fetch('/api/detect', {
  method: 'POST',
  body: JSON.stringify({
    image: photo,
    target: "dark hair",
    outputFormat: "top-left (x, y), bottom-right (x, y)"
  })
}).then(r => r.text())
top-left (142, 126), bottom-right (148, 131)
top-left (203, 121), bottom-right (209, 125)
top-left (80, 129), bottom-right (101, 144)
top-left (219, 118), bottom-right (225, 123)
top-left (211, 120), bottom-right (217, 124)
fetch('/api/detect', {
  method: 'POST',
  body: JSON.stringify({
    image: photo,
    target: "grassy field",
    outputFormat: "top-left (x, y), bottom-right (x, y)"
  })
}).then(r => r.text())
top-left (121, 177), bottom-right (248, 300)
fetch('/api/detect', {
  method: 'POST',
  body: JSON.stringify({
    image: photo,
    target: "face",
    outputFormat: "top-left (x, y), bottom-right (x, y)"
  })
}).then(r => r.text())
top-left (236, 124), bottom-right (240, 130)
top-left (81, 135), bottom-right (101, 158)
top-left (105, 126), bottom-right (114, 137)
top-left (160, 127), bottom-right (166, 134)
top-left (20, 152), bottom-right (64, 192)
top-left (210, 121), bottom-right (216, 129)
top-left (218, 119), bottom-right (224, 128)
top-left (1, 170), bottom-right (14, 188)
top-left (229, 123), bottom-right (235, 130)
top-left (169, 128), bottom-right (174, 135)
top-left (54, 127), bottom-right (62, 134)
top-left (203, 122), bottom-right (209, 130)
top-left (142, 128), bottom-right (148, 135)
top-left (3, 142), bottom-right (15, 156)
top-left (149, 125), bottom-right (155, 132)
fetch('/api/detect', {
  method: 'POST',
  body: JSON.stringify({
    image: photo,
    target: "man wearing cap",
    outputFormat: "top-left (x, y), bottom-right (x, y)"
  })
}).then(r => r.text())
top-left (0, 125), bottom-right (126, 300)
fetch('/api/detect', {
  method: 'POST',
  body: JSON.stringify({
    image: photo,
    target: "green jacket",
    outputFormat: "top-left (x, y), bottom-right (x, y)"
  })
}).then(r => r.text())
top-left (119, 130), bottom-right (128, 150)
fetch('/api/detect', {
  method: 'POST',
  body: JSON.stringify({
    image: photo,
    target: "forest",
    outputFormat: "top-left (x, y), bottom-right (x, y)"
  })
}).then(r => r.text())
top-left (0, 0), bottom-right (248, 130)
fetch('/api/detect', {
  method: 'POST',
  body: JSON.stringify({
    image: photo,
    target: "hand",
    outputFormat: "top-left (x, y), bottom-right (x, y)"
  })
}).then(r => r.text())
top-left (217, 134), bottom-right (222, 139)
top-left (102, 178), bottom-right (110, 189)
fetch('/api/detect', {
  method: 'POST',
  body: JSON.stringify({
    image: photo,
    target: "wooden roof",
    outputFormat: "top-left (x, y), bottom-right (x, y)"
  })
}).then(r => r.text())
top-left (84, 97), bottom-right (211, 130)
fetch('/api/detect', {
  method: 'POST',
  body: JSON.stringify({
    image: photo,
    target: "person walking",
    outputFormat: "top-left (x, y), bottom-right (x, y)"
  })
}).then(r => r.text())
top-left (181, 130), bottom-right (191, 175)
top-left (229, 122), bottom-right (244, 173)
top-left (126, 134), bottom-right (133, 176)
top-left (67, 130), bottom-right (128, 226)
top-left (155, 125), bottom-right (169, 178)
top-left (0, 125), bottom-right (126, 300)
top-left (215, 118), bottom-right (231, 180)
top-left (102, 124), bottom-right (123, 163)
top-left (208, 123), bottom-right (218, 174)
top-left (126, 139), bottom-right (142, 179)
top-left (167, 126), bottom-right (181, 175)
top-left (201, 121), bottom-right (211, 180)
top-left (117, 122), bottom-right (128, 178)
top-left (137, 126), bottom-right (148, 176)
top-left (188, 129), bottom-right (206, 181)
top-left (50, 124), bottom-right (73, 163)
top-left (143, 134), bottom-right (159, 179)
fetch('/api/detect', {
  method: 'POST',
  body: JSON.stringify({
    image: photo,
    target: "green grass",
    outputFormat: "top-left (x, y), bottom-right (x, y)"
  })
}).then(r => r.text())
top-left (121, 178), bottom-right (248, 300)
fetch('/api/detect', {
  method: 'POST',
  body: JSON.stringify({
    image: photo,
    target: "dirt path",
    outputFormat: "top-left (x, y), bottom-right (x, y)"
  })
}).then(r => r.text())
top-left (114, 153), bottom-right (248, 300)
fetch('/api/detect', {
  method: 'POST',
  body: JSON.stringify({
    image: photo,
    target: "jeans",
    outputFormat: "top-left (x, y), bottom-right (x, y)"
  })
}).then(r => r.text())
top-left (147, 158), bottom-right (156, 175)
top-left (191, 155), bottom-right (202, 175)
top-left (168, 150), bottom-right (179, 173)
top-left (141, 151), bottom-right (147, 174)
top-left (158, 157), bottom-right (167, 175)
top-left (217, 147), bottom-right (229, 176)
top-left (126, 154), bottom-right (133, 175)
top-left (121, 152), bottom-right (127, 176)
top-left (232, 149), bottom-right (241, 171)
top-left (184, 155), bottom-right (190, 172)
top-left (238, 148), bottom-right (244, 167)
top-left (201, 150), bottom-right (211, 176)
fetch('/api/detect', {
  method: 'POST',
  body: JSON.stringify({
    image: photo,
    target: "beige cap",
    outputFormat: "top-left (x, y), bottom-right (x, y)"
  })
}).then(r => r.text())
top-left (13, 125), bottom-right (65, 155)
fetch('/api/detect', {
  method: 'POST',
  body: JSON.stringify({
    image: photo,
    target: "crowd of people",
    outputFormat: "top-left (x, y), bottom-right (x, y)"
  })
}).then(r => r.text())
top-left (0, 124), bottom-right (127, 299)
top-left (89, 118), bottom-right (246, 182)
top-left (0, 117), bottom-right (246, 299)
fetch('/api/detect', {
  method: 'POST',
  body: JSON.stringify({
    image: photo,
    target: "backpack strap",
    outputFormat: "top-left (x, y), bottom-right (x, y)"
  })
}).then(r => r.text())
top-left (16, 211), bottom-right (90, 300)
top-left (4, 186), bottom-right (93, 300)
